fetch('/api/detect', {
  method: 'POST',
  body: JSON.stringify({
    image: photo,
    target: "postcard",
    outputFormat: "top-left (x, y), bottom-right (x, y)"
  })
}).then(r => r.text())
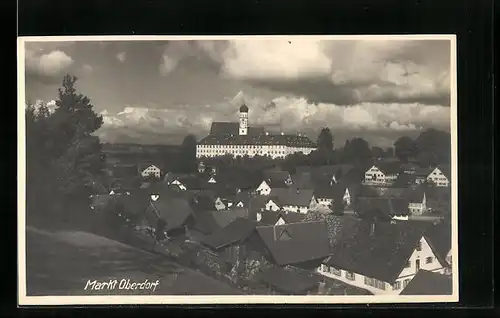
top-left (18, 35), bottom-right (458, 305)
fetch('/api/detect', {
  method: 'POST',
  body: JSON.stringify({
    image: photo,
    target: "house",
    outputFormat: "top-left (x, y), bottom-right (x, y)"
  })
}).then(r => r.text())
top-left (260, 266), bottom-right (321, 295)
top-left (363, 163), bottom-right (401, 186)
top-left (200, 218), bottom-right (258, 266)
top-left (313, 184), bottom-right (353, 209)
top-left (256, 221), bottom-right (331, 269)
top-left (426, 166), bottom-right (451, 187)
top-left (399, 270), bottom-right (452, 295)
top-left (354, 197), bottom-right (410, 221)
top-left (139, 163), bottom-right (162, 179)
top-left (89, 194), bottom-right (114, 211)
top-left (255, 171), bottom-right (293, 195)
top-left (404, 187), bottom-right (428, 216)
top-left (213, 170), bottom-right (264, 193)
top-left (296, 164), bottom-right (363, 186)
top-left (266, 188), bottom-right (317, 214)
top-left (424, 221), bottom-right (452, 274)
top-left (316, 221), bottom-right (448, 295)
top-left (257, 210), bottom-right (307, 226)
top-left (290, 172), bottom-right (318, 189)
top-left (211, 207), bottom-right (252, 228)
top-left (143, 194), bottom-right (195, 237)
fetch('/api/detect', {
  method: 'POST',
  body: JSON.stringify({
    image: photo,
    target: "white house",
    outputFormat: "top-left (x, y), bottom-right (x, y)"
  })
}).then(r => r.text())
top-left (196, 104), bottom-right (317, 159)
top-left (255, 171), bottom-right (292, 196)
top-left (314, 185), bottom-right (352, 209)
top-left (266, 188), bottom-right (317, 214)
top-left (265, 198), bottom-right (281, 212)
top-left (363, 163), bottom-right (400, 186)
top-left (140, 164), bottom-right (161, 179)
top-left (317, 222), bottom-right (448, 295)
top-left (426, 167), bottom-right (450, 187)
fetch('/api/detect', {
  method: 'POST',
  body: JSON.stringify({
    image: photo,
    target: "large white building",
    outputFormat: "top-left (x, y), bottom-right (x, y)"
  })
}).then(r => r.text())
top-left (196, 104), bottom-right (317, 159)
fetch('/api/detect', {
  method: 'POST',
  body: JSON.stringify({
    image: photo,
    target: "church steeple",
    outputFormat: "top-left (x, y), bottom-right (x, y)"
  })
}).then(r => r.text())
top-left (239, 103), bottom-right (248, 135)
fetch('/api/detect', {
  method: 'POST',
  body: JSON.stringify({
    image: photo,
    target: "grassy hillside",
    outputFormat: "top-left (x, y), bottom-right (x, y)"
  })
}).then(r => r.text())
top-left (25, 227), bottom-right (241, 296)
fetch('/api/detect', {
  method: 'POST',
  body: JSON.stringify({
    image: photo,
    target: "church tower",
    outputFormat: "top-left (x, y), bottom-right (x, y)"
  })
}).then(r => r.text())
top-left (239, 103), bottom-right (248, 136)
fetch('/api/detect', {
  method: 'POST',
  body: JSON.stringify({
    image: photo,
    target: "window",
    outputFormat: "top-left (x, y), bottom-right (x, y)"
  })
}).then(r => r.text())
top-left (329, 267), bottom-right (341, 276)
top-left (403, 279), bottom-right (411, 288)
top-left (426, 257), bottom-right (433, 264)
top-left (416, 241), bottom-right (422, 251)
top-left (405, 261), bottom-right (411, 268)
top-left (364, 277), bottom-right (386, 290)
top-left (345, 271), bottom-right (355, 281)
top-left (392, 281), bottom-right (401, 290)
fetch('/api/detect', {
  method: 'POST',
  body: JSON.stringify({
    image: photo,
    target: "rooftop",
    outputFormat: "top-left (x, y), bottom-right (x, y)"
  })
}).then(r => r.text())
top-left (198, 132), bottom-right (317, 147)
top-left (400, 270), bottom-right (453, 295)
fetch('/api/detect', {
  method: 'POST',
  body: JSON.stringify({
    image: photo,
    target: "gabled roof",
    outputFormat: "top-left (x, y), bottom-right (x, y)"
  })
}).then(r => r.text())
top-left (198, 132), bottom-right (317, 147)
top-left (424, 221), bottom-right (452, 263)
top-left (325, 221), bottom-right (430, 283)
top-left (400, 270), bottom-right (452, 295)
top-left (355, 197), bottom-right (410, 219)
top-left (191, 209), bottom-right (221, 235)
top-left (211, 207), bottom-right (249, 228)
top-left (373, 162), bottom-right (402, 175)
top-left (258, 210), bottom-right (306, 226)
top-left (269, 188), bottom-right (314, 207)
top-left (314, 184), bottom-right (348, 200)
top-left (215, 170), bottom-right (264, 190)
top-left (264, 170), bottom-right (291, 183)
top-left (201, 218), bottom-right (257, 250)
top-left (256, 221), bottom-right (331, 266)
top-left (138, 163), bottom-right (163, 172)
top-left (209, 122), bottom-right (264, 136)
top-left (435, 165), bottom-right (451, 180)
top-left (260, 267), bottom-right (320, 294)
top-left (144, 195), bottom-right (194, 231)
top-left (116, 191), bottom-right (151, 218)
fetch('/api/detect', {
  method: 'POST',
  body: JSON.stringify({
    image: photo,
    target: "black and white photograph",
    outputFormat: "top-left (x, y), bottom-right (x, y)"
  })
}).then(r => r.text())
top-left (18, 35), bottom-right (458, 305)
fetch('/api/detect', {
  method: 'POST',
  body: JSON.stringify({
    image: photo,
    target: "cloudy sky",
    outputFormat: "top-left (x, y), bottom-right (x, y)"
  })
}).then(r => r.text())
top-left (24, 38), bottom-right (453, 147)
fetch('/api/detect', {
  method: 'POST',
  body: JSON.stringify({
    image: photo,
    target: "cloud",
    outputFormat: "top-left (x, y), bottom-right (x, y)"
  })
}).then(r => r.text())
top-left (96, 91), bottom-right (450, 147)
top-left (116, 52), bottom-right (126, 62)
top-left (156, 39), bottom-right (451, 106)
top-left (82, 64), bottom-right (93, 74)
top-left (25, 49), bottom-right (74, 79)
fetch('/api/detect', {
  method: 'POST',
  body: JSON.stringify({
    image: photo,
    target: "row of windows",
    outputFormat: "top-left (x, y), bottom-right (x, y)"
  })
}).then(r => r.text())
top-left (404, 257), bottom-right (433, 268)
top-left (364, 277), bottom-right (386, 290)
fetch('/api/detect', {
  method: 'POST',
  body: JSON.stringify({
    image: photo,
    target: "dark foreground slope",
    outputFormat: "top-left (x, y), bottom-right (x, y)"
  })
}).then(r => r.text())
top-left (25, 227), bottom-right (241, 296)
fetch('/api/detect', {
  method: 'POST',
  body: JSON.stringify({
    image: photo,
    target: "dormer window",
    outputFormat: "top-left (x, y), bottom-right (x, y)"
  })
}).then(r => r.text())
top-left (151, 194), bottom-right (159, 201)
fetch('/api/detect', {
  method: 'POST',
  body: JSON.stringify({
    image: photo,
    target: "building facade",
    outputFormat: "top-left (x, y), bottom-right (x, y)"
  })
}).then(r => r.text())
top-left (196, 104), bottom-right (317, 159)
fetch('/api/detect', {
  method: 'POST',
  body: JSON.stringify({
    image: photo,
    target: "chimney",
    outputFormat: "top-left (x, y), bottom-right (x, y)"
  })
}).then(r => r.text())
top-left (370, 222), bottom-right (376, 236)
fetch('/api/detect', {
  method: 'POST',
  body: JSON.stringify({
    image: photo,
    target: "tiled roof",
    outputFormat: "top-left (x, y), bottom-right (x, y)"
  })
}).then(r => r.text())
top-left (400, 270), bottom-right (452, 295)
top-left (269, 188), bottom-right (314, 207)
top-left (424, 220), bottom-right (452, 263)
top-left (198, 132), bottom-right (317, 147)
top-left (314, 184), bottom-right (347, 200)
top-left (144, 195), bottom-right (194, 231)
top-left (437, 165), bottom-right (451, 179)
top-left (291, 172), bottom-right (319, 189)
top-left (374, 162), bottom-right (402, 175)
top-left (325, 221), bottom-right (429, 283)
top-left (258, 210), bottom-right (306, 226)
top-left (211, 207), bottom-right (249, 228)
top-left (256, 221), bottom-right (331, 266)
top-left (209, 122), bottom-right (264, 136)
top-left (355, 197), bottom-right (410, 219)
top-left (260, 266), bottom-right (320, 294)
top-left (201, 218), bottom-right (257, 250)
top-left (191, 209), bottom-right (221, 235)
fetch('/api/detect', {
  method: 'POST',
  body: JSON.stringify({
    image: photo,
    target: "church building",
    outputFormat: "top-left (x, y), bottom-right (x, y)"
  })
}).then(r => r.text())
top-left (196, 104), bottom-right (317, 159)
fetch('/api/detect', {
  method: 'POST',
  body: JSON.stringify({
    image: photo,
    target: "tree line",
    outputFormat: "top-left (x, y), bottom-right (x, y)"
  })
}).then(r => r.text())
top-left (189, 126), bottom-right (451, 174)
top-left (26, 75), bottom-right (105, 226)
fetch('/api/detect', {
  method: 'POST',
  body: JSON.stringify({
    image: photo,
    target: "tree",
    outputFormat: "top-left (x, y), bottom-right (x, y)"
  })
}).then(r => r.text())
top-left (394, 136), bottom-right (417, 162)
top-left (415, 129), bottom-right (451, 164)
top-left (416, 151), bottom-right (439, 168)
top-left (177, 134), bottom-right (197, 173)
top-left (346, 138), bottom-right (372, 165)
top-left (26, 74), bottom-right (105, 223)
top-left (317, 127), bottom-right (334, 152)
top-left (371, 146), bottom-right (384, 159)
top-left (385, 147), bottom-right (395, 157)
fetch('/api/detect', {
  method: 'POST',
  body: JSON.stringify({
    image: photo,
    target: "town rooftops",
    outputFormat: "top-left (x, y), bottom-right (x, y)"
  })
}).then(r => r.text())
top-left (313, 184), bottom-right (348, 200)
top-left (355, 197), bottom-right (410, 219)
top-left (373, 162), bottom-right (402, 175)
top-left (260, 266), bottom-right (321, 294)
top-left (201, 218), bottom-right (257, 250)
top-left (198, 132), bottom-right (317, 147)
top-left (400, 270), bottom-right (452, 295)
top-left (424, 221), bottom-right (452, 264)
top-left (269, 188), bottom-right (315, 207)
top-left (325, 221), bottom-right (430, 283)
top-left (290, 172), bottom-right (319, 189)
top-left (256, 221), bottom-right (331, 266)
top-left (144, 195), bottom-right (194, 231)
top-left (258, 210), bottom-right (307, 226)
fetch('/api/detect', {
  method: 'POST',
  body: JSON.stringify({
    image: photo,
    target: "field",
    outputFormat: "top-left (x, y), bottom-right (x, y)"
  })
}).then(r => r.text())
top-left (25, 227), bottom-right (241, 296)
